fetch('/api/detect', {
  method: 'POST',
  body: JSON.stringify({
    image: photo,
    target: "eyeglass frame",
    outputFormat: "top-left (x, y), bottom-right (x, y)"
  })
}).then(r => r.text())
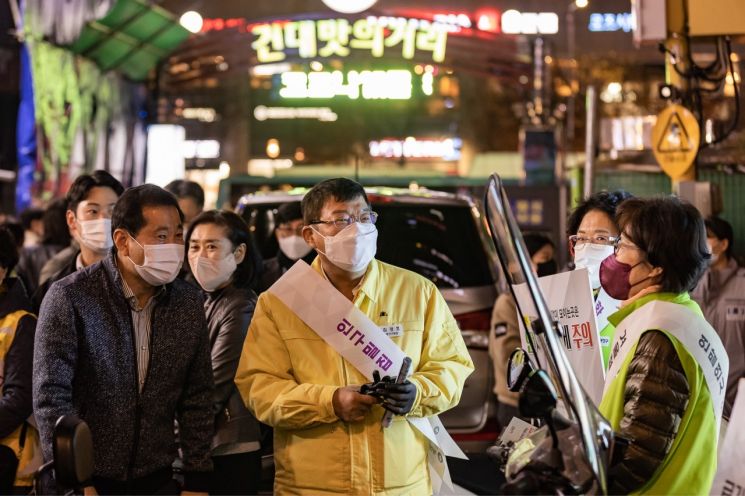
top-left (568, 234), bottom-right (620, 247)
top-left (308, 211), bottom-right (379, 229)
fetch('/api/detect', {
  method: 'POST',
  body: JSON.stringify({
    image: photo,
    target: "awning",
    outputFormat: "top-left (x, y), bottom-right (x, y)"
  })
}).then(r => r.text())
top-left (68, 0), bottom-right (189, 81)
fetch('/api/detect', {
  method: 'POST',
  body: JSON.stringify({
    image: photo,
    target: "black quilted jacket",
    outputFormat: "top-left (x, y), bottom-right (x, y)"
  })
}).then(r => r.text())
top-left (32, 251), bottom-right (214, 490)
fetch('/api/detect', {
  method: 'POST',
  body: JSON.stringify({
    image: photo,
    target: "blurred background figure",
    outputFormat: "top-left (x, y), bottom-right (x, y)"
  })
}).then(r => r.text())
top-left (19, 208), bottom-right (43, 248)
top-left (186, 210), bottom-right (262, 495)
top-left (15, 199), bottom-right (71, 296)
top-left (260, 202), bottom-right (315, 291)
top-left (166, 179), bottom-right (205, 231)
top-left (489, 232), bottom-right (556, 429)
top-left (691, 216), bottom-right (745, 419)
top-left (0, 226), bottom-right (40, 493)
top-left (33, 171), bottom-right (124, 311)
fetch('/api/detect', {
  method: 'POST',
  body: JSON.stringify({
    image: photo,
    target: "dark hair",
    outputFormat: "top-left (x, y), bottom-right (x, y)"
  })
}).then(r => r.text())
top-left (112, 184), bottom-right (184, 238)
top-left (185, 210), bottom-right (262, 289)
top-left (1, 222), bottom-right (25, 249)
top-left (42, 199), bottom-right (73, 247)
top-left (66, 170), bottom-right (125, 213)
top-left (523, 233), bottom-right (554, 257)
top-left (301, 178), bottom-right (369, 225)
top-left (276, 202), bottom-right (303, 226)
top-left (0, 226), bottom-right (19, 272)
top-left (165, 180), bottom-right (205, 209)
top-left (705, 216), bottom-right (734, 259)
top-left (567, 190), bottom-right (634, 235)
top-left (19, 208), bottom-right (44, 230)
top-left (617, 196), bottom-right (710, 293)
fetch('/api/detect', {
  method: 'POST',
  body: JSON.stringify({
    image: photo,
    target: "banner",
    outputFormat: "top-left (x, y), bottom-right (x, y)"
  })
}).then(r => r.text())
top-left (604, 300), bottom-right (728, 432)
top-left (711, 379), bottom-right (745, 495)
top-left (512, 268), bottom-right (605, 405)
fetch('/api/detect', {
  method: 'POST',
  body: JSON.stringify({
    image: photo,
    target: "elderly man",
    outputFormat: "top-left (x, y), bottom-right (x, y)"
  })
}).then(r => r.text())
top-left (235, 178), bottom-right (473, 495)
top-left (33, 184), bottom-right (213, 495)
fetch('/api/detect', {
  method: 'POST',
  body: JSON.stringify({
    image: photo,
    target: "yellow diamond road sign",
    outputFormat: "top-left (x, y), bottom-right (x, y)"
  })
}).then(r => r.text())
top-left (652, 104), bottom-right (700, 180)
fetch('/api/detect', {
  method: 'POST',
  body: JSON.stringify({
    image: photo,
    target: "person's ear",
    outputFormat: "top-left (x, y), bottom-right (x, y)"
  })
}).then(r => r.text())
top-left (234, 243), bottom-right (246, 264)
top-left (113, 228), bottom-right (130, 257)
top-left (302, 225), bottom-right (317, 249)
top-left (66, 210), bottom-right (77, 236)
top-left (648, 265), bottom-right (664, 284)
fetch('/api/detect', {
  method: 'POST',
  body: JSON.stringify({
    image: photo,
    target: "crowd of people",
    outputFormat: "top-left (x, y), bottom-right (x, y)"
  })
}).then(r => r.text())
top-left (0, 171), bottom-right (743, 495)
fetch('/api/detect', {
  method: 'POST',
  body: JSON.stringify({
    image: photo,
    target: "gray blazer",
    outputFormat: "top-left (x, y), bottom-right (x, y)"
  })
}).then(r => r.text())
top-left (204, 285), bottom-right (262, 453)
top-left (33, 251), bottom-right (214, 490)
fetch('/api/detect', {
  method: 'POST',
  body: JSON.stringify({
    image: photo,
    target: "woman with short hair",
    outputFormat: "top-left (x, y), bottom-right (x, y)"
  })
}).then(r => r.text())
top-left (598, 196), bottom-right (720, 494)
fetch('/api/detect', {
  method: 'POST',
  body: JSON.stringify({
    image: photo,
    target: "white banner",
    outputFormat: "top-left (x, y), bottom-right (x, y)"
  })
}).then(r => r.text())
top-left (711, 379), bottom-right (745, 495)
top-left (594, 288), bottom-right (620, 345)
top-left (604, 300), bottom-right (728, 432)
top-left (268, 261), bottom-right (467, 493)
top-left (512, 268), bottom-right (605, 405)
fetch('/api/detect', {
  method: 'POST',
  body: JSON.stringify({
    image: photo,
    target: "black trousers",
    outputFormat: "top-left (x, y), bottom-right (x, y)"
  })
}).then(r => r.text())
top-left (211, 451), bottom-right (262, 496)
top-left (93, 467), bottom-right (180, 495)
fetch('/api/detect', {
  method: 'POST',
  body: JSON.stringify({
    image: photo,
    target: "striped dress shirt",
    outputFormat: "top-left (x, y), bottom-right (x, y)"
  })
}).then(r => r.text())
top-left (120, 277), bottom-right (164, 392)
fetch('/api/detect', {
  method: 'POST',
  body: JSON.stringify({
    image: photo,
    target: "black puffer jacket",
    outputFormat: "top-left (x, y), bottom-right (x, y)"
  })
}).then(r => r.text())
top-left (608, 330), bottom-right (690, 494)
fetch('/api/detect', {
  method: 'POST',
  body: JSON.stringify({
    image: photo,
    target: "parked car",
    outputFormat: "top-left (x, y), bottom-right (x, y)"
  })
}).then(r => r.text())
top-left (236, 187), bottom-right (501, 450)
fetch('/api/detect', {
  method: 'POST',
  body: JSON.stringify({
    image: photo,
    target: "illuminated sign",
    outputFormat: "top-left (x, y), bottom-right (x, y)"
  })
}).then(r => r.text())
top-left (501, 10), bottom-right (559, 34)
top-left (588, 13), bottom-right (634, 33)
top-left (253, 106), bottom-right (339, 122)
top-left (322, 0), bottom-right (377, 14)
top-left (182, 107), bottom-right (217, 122)
top-left (369, 137), bottom-right (462, 160)
top-left (183, 140), bottom-right (220, 159)
top-left (252, 18), bottom-right (448, 64)
top-left (279, 70), bottom-right (413, 100)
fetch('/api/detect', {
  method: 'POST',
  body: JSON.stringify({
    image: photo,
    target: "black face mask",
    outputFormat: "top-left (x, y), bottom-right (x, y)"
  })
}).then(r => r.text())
top-left (537, 260), bottom-right (558, 277)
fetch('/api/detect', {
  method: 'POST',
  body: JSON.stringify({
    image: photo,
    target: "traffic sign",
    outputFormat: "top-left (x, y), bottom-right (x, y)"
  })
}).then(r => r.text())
top-left (652, 104), bottom-right (700, 180)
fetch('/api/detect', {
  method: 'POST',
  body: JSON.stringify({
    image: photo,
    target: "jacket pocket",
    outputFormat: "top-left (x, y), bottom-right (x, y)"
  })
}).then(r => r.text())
top-left (274, 422), bottom-right (351, 492)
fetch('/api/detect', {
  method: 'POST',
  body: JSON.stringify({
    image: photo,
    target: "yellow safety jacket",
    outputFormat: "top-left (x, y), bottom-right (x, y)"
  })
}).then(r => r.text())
top-left (599, 292), bottom-right (718, 495)
top-left (0, 307), bottom-right (41, 487)
top-left (235, 258), bottom-right (474, 495)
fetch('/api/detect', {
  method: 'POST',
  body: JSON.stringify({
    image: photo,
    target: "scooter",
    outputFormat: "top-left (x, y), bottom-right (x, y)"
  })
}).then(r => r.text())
top-left (483, 174), bottom-right (615, 495)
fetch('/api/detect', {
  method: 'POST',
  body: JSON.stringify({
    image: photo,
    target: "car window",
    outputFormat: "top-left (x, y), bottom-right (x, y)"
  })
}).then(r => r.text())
top-left (374, 204), bottom-right (494, 289)
top-left (241, 200), bottom-right (494, 289)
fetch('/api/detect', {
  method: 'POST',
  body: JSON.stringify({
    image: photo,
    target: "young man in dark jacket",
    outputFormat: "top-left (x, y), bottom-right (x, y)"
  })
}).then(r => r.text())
top-left (33, 185), bottom-right (214, 494)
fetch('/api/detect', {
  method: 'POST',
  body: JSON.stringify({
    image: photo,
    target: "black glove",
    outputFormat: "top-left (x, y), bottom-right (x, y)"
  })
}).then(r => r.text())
top-left (380, 380), bottom-right (417, 415)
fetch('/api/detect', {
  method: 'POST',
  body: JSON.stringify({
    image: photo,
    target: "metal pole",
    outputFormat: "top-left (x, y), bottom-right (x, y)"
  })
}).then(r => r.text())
top-left (583, 85), bottom-right (597, 199)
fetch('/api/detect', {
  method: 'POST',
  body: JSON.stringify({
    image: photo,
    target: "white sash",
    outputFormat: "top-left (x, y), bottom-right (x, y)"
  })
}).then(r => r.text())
top-left (711, 379), bottom-right (745, 495)
top-left (268, 261), bottom-right (467, 494)
top-left (603, 300), bottom-right (728, 432)
top-left (594, 288), bottom-right (620, 341)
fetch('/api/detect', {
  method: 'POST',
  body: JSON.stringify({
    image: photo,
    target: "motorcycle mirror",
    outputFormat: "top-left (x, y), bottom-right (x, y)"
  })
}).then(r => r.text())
top-left (53, 415), bottom-right (94, 489)
top-left (507, 348), bottom-right (533, 392)
top-left (518, 369), bottom-right (558, 419)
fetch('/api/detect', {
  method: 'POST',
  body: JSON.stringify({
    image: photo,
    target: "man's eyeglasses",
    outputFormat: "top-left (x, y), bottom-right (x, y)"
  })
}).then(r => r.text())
top-left (309, 211), bottom-right (379, 229)
top-left (568, 234), bottom-right (620, 247)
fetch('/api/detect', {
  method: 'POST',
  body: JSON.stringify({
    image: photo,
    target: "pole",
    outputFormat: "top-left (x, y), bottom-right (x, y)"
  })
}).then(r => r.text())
top-left (583, 85), bottom-right (597, 199)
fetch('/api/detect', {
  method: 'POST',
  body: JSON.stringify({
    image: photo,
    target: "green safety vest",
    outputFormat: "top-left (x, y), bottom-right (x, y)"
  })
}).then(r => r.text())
top-left (599, 292), bottom-right (718, 495)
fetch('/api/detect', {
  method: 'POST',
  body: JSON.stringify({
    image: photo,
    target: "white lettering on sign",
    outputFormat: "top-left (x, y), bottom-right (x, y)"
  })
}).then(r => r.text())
top-left (253, 106), bottom-right (338, 122)
top-left (279, 70), bottom-right (412, 100)
top-left (588, 13), bottom-right (634, 32)
top-left (182, 140), bottom-right (220, 159)
top-left (369, 138), bottom-right (462, 160)
top-left (501, 10), bottom-right (559, 35)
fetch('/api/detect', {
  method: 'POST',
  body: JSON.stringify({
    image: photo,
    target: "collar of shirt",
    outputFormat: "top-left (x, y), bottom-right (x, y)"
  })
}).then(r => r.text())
top-left (116, 263), bottom-right (166, 311)
top-left (314, 257), bottom-right (379, 304)
top-left (75, 252), bottom-right (84, 271)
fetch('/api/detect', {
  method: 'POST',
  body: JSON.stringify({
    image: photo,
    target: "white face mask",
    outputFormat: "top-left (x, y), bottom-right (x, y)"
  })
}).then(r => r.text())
top-left (77, 218), bottom-right (113, 254)
top-left (278, 235), bottom-right (312, 260)
top-left (313, 222), bottom-right (378, 273)
top-left (188, 252), bottom-right (237, 292)
top-left (574, 243), bottom-right (615, 290)
top-left (128, 235), bottom-right (184, 286)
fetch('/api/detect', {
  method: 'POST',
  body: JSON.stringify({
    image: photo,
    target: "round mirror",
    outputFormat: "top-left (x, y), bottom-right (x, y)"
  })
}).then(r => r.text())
top-left (507, 348), bottom-right (532, 392)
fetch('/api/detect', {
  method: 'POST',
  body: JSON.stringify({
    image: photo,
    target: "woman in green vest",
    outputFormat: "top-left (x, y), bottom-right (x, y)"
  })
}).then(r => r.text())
top-left (597, 196), bottom-right (717, 495)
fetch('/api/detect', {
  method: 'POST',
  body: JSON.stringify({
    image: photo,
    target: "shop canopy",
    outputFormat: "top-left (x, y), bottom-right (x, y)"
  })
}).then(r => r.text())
top-left (68, 0), bottom-right (189, 81)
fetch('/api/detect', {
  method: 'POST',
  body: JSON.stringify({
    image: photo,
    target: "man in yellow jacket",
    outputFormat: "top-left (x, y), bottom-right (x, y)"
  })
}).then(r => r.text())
top-left (235, 178), bottom-right (474, 495)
